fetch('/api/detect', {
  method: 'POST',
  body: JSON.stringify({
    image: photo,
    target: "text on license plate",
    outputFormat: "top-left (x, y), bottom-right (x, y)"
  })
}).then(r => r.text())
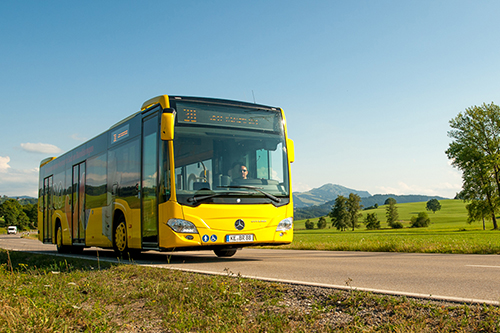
top-left (226, 234), bottom-right (254, 243)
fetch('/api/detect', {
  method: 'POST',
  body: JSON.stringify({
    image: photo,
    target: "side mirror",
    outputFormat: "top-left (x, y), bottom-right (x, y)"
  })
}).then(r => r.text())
top-left (161, 109), bottom-right (176, 141)
top-left (287, 139), bottom-right (295, 163)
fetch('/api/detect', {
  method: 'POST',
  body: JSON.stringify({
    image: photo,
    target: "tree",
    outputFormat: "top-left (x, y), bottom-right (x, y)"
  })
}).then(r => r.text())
top-left (317, 216), bottom-right (327, 229)
top-left (446, 102), bottom-right (500, 229)
top-left (330, 195), bottom-right (349, 231)
top-left (411, 212), bottom-right (431, 228)
top-left (465, 200), bottom-right (491, 230)
top-left (364, 213), bottom-right (380, 230)
top-left (426, 199), bottom-right (441, 213)
top-left (386, 200), bottom-right (402, 228)
top-left (0, 199), bottom-right (30, 230)
top-left (346, 193), bottom-right (363, 231)
top-left (17, 212), bottom-right (30, 231)
top-left (384, 197), bottom-right (397, 205)
top-left (22, 203), bottom-right (38, 229)
top-left (305, 219), bottom-right (315, 230)
top-left (453, 146), bottom-right (499, 229)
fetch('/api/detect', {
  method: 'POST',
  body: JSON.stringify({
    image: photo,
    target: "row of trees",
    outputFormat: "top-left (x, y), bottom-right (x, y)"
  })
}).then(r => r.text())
top-left (0, 199), bottom-right (37, 231)
top-left (304, 196), bottom-right (435, 230)
top-left (329, 195), bottom-right (408, 230)
top-left (446, 102), bottom-right (500, 229)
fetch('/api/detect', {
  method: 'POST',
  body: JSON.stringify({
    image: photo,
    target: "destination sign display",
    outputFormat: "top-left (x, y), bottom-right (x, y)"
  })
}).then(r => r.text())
top-left (111, 124), bottom-right (130, 144)
top-left (176, 102), bottom-right (280, 132)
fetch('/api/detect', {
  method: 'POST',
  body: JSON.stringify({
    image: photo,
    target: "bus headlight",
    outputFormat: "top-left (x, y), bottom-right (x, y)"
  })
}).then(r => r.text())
top-left (276, 217), bottom-right (293, 231)
top-left (167, 219), bottom-right (199, 234)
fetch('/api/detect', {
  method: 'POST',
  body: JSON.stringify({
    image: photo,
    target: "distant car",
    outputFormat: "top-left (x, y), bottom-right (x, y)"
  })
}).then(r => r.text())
top-left (7, 226), bottom-right (17, 234)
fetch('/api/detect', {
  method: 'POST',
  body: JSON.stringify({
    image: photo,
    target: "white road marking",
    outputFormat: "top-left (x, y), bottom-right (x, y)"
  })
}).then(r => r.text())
top-left (466, 265), bottom-right (500, 269)
top-left (144, 264), bottom-right (500, 306)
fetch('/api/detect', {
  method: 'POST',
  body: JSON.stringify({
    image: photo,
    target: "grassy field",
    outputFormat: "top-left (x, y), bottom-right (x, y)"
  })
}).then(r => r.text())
top-left (284, 200), bottom-right (500, 254)
top-left (2, 250), bottom-right (500, 332)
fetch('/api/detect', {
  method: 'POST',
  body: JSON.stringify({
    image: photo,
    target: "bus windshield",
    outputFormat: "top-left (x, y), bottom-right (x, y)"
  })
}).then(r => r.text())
top-left (173, 101), bottom-right (290, 206)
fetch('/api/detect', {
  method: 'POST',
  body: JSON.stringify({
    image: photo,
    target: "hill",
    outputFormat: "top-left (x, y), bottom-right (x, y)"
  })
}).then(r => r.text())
top-left (293, 184), bottom-right (371, 208)
top-left (294, 193), bottom-right (450, 220)
top-left (0, 195), bottom-right (37, 205)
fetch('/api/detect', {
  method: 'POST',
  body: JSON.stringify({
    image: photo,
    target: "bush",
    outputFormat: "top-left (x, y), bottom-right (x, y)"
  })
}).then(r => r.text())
top-left (364, 213), bottom-right (380, 230)
top-left (364, 203), bottom-right (379, 210)
top-left (317, 217), bottom-right (327, 229)
top-left (391, 221), bottom-right (404, 229)
top-left (305, 219), bottom-right (315, 230)
top-left (411, 212), bottom-right (431, 228)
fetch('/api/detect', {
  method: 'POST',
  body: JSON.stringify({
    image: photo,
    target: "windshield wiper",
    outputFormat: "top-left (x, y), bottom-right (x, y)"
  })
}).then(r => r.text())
top-left (222, 185), bottom-right (281, 203)
top-left (187, 191), bottom-right (247, 204)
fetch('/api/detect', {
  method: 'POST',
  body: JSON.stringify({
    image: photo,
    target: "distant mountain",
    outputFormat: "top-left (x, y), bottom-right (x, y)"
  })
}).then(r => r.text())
top-left (13, 196), bottom-right (36, 200)
top-left (293, 183), bottom-right (371, 208)
top-left (293, 188), bottom-right (450, 220)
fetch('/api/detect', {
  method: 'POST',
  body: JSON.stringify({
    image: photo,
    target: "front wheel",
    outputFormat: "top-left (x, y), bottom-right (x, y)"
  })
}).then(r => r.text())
top-left (214, 248), bottom-right (238, 257)
top-left (113, 218), bottom-right (128, 257)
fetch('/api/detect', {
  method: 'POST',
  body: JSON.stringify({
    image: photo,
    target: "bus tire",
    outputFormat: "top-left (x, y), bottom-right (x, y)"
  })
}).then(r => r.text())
top-left (55, 222), bottom-right (70, 254)
top-left (113, 216), bottom-right (128, 257)
top-left (214, 248), bottom-right (237, 257)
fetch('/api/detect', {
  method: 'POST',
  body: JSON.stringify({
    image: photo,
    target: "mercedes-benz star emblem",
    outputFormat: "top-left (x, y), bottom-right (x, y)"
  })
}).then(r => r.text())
top-left (235, 219), bottom-right (245, 231)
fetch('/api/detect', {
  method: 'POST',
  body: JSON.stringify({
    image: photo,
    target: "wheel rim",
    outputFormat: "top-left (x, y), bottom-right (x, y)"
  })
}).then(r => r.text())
top-left (115, 222), bottom-right (127, 252)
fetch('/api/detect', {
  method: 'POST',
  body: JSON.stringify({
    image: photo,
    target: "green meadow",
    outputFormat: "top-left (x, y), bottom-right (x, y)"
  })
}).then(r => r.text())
top-left (284, 200), bottom-right (500, 254)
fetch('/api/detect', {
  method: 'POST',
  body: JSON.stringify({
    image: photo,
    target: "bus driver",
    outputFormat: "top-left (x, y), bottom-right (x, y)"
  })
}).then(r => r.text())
top-left (239, 165), bottom-right (249, 180)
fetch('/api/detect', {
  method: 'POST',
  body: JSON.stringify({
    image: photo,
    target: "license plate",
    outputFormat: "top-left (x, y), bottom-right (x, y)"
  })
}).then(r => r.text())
top-left (225, 234), bottom-right (254, 243)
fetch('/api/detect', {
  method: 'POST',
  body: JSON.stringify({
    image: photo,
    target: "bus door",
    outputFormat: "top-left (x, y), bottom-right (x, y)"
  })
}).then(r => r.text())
top-left (72, 162), bottom-right (86, 244)
top-left (42, 175), bottom-right (53, 243)
top-left (141, 113), bottom-right (159, 248)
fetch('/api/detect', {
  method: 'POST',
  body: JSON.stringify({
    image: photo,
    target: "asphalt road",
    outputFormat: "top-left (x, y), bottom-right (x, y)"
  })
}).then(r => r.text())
top-left (1, 234), bottom-right (500, 305)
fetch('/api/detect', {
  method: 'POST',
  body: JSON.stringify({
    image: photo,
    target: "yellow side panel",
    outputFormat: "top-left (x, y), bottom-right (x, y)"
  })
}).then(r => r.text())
top-left (128, 208), bottom-right (141, 249)
top-left (114, 199), bottom-right (141, 249)
top-left (53, 210), bottom-right (70, 246)
top-left (85, 207), bottom-right (113, 248)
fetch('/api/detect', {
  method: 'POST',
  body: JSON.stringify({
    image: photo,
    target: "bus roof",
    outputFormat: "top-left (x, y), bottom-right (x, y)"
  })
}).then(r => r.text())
top-left (142, 95), bottom-right (280, 113)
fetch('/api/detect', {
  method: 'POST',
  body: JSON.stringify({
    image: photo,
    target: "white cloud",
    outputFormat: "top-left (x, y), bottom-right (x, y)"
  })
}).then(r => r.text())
top-left (0, 156), bottom-right (11, 172)
top-left (0, 163), bottom-right (39, 197)
top-left (376, 181), bottom-right (461, 198)
top-left (293, 182), bottom-right (312, 193)
top-left (71, 133), bottom-right (87, 142)
top-left (21, 142), bottom-right (62, 154)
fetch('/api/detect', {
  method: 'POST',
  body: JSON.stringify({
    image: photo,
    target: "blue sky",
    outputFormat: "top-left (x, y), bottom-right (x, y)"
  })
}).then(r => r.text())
top-left (1, 0), bottom-right (499, 198)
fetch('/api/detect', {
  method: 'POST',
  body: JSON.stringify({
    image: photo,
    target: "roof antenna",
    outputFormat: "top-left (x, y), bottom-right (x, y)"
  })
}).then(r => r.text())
top-left (252, 90), bottom-right (256, 104)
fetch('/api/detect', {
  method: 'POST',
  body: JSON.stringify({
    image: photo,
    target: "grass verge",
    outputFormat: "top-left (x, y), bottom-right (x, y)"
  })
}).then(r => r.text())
top-left (288, 200), bottom-right (500, 254)
top-left (1, 250), bottom-right (500, 332)
top-left (278, 229), bottom-right (500, 254)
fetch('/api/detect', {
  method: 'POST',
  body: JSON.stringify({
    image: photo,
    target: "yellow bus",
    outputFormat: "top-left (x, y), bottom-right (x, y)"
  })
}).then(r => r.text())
top-left (38, 95), bottom-right (294, 257)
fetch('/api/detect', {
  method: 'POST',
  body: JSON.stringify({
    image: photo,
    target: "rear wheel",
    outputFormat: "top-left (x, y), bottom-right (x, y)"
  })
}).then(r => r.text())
top-left (55, 223), bottom-right (70, 254)
top-left (214, 248), bottom-right (238, 257)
